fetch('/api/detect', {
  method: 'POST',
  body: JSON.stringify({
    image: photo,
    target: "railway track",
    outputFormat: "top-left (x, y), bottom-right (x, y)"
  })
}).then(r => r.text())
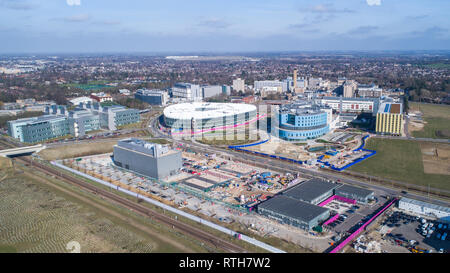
top-left (0, 139), bottom-right (247, 253)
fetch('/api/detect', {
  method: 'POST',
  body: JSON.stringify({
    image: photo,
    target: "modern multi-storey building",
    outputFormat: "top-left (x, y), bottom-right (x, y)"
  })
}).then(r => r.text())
top-left (254, 80), bottom-right (287, 92)
top-left (8, 115), bottom-right (70, 143)
top-left (357, 84), bottom-right (383, 98)
top-left (343, 80), bottom-right (357, 98)
top-left (275, 101), bottom-right (330, 141)
top-left (99, 106), bottom-right (140, 131)
top-left (45, 105), bottom-right (67, 116)
top-left (317, 97), bottom-right (380, 113)
top-left (163, 102), bottom-right (257, 132)
top-left (171, 83), bottom-right (202, 101)
top-left (232, 78), bottom-right (245, 92)
top-left (201, 85), bottom-right (223, 99)
top-left (113, 138), bottom-right (182, 179)
top-left (135, 89), bottom-right (169, 106)
top-left (8, 103), bottom-right (140, 142)
top-left (68, 109), bottom-right (100, 138)
top-left (375, 102), bottom-right (403, 135)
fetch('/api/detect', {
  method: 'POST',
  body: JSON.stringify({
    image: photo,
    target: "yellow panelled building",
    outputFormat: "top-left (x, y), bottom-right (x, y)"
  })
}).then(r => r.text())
top-left (375, 103), bottom-right (403, 135)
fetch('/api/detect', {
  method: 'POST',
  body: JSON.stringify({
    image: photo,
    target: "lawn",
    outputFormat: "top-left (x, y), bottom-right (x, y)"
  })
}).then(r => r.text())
top-left (410, 102), bottom-right (450, 139)
top-left (349, 138), bottom-right (450, 191)
top-left (0, 166), bottom-right (197, 253)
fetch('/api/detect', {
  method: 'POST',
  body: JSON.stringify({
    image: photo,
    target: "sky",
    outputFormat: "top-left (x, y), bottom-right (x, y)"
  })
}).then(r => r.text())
top-left (0, 0), bottom-right (449, 53)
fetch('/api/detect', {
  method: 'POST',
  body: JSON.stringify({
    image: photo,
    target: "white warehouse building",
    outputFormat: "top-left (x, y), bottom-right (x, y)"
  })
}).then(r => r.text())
top-left (398, 197), bottom-right (450, 222)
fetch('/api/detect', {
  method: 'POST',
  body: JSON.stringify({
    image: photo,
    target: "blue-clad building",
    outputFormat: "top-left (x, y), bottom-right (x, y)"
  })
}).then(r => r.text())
top-left (8, 115), bottom-right (70, 143)
top-left (276, 101), bottom-right (330, 141)
top-left (8, 103), bottom-right (140, 143)
top-left (135, 89), bottom-right (169, 106)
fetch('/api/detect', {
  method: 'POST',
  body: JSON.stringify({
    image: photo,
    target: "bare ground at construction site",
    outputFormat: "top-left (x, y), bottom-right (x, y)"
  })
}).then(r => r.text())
top-left (420, 142), bottom-right (450, 176)
top-left (38, 141), bottom-right (118, 160)
top-left (0, 158), bottom-right (206, 253)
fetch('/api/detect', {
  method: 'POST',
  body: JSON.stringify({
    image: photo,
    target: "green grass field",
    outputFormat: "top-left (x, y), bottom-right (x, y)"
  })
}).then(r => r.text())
top-left (410, 102), bottom-right (450, 139)
top-left (349, 138), bottom-right (450, 191)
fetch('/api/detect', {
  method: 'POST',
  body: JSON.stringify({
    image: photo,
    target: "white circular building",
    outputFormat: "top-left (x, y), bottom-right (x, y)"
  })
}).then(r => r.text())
top-left (163, 102), bottom-right (257, 131)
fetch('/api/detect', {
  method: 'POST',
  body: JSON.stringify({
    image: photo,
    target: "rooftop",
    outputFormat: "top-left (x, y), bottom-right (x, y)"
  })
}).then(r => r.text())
top-left (335, 184), bottom-right (374, 198)
top-left (278, 101), bottom-right (328, 115)
top-left (116, 138), bottom-right (176, 157)
top-left (136, 88), bottom-right (166, 95)
top-left (9, 114), bottom-right (67, 125)
top-left (163, 102), bottom-right (256, 120)
top-left (282, 178), bottom-right (340, 203)
top-left (258, 195), bottom-right (329, 223)
top-left (320, 97), bottom-right (379, 102)
top-left (400, 197), bottom-right (450, 213)
top-left (378, 102), bottom-right (403, 114)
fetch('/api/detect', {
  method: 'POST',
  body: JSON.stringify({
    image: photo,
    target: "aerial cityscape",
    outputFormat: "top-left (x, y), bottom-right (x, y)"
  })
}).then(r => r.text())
top-left (0, 0), bottom-right (449, 263)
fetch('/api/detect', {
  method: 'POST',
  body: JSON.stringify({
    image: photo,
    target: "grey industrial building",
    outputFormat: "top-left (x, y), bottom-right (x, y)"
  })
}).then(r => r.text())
top-left (258, 195), bottom-right (330, 230)
top-left (256, 179), bottom-right (375, 230)
top-left (113, 138), bottom-right (182, 180)
top-left (335, 184), bottom-right (374, 204)
top-left (283, 178), bottom-right (340, 205)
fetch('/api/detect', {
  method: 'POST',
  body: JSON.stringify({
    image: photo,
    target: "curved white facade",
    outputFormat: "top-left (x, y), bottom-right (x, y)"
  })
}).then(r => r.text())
top-left (163, 102), bottom-right (257, 130)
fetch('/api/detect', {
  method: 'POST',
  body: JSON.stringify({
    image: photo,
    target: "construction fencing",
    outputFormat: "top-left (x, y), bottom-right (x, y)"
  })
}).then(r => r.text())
top-left (51, 161), bottom-right (286, 253)
top-left (318, 135), bottom-right (376, 171)
top-left (229, 139), bottom-right (306, 165)
top-left (318, 195), bottom-right (356, 207)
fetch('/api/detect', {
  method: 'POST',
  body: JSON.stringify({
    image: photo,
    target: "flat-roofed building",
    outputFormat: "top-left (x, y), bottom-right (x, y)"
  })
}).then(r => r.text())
top-left (100, 105), bottom-right (140, 131)
top-left (69, 96), bottom-right (93, 106)
top-left (201, 85), bottom-right (223, 99)
top-left (113, 138), bottom-right (182, 179)
top-left (257, 195), bottom-right (330, 230)
top-left (68, 109), bottom-right (100, 138)
top-left (232, 78), bottom-right (245, 92)
top-left (171, 83), bottom-right (202, 101)
top-left (317, 97), bottom-right (380, 113)
top-left (254, 80), bottom-right (287, 92)
top-left (357, 84), bottom-right (383, 98)
top-left (398, 198), bottom-right (450, 222)
top-left (7, 115), bottom-right (70, 143)
top-left (343, 80), bottom-right (357, 98)
top-left (335, 184), bottom-right (374, 204)
top-left (135, 89), bottom-right (169, 106)
top-left (282, 178), bottom-right (340, 205)
top-left (375, 102), bottom-right (403, 135)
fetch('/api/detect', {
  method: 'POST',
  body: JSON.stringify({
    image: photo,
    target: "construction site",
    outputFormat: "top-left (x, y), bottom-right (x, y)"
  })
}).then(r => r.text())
top-left (231, 131), bottom-right (376, 171)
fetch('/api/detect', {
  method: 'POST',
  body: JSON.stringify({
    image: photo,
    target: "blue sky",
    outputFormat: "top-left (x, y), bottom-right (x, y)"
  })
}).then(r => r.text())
top-left (0, 0), bottom-right (449, 53)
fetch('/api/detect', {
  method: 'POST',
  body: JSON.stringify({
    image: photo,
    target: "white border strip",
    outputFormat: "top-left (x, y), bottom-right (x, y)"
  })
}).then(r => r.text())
top-left (51, 161), bottom-right (285, 253)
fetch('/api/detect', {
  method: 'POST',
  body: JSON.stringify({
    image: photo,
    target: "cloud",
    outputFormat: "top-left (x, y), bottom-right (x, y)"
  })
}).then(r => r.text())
top-left (197, 19), bottom-right (231, 29)
top-left (366, 0), bottom-right (381, 6)
top-left (406, 15), bottom-right (429, 20)
top-left (308, 3), bottom-right (354, 13)
top-left (347, 25), bottom-right (379, 35)
top-left (61, 14), bottom-right (90, 22)
top-left (93, 20), bottom-right (121, 26)
top-left (409, 26), bottom-right (449, 38)
top-left (0, 0), bottom-right (38, 10)
top-left (66, 0), bottom-right (81, 6)
top-left (289, 23), bottom-right (310, 29)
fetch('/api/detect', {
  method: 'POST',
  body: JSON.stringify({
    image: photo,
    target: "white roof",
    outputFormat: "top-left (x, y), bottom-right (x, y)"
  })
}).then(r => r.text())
top-left (163, 102), bottom-right (256, 120)
top-left (69, 96), bottom-right (93, 105)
